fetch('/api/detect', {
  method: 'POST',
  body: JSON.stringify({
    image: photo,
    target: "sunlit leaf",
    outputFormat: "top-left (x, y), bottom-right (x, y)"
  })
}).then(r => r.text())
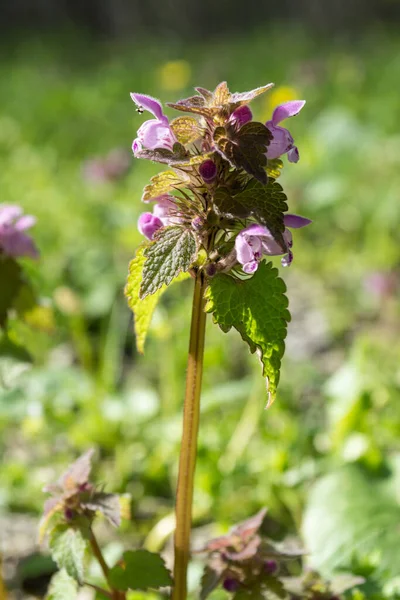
top-left (142, 170), bottom-right (188, 202)
top-left (140, 226), bottom-right (196, 298)
top-left (205, 262), bottom-right (290, 402)
top-left (46, 569), bottom-right (78, 600)
top-left (108, 550), bottom-right (172, 591)
top-left (125, 245), bottom-right (190, 352)
top-left (49, 526), bottom-right (88, 584)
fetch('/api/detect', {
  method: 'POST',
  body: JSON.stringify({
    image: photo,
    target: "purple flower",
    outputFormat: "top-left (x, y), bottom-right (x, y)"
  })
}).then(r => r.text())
top-left (265, 100), bottom-right (305, 163)
top-left (138, 212), bottom-right (163, 240)
top-left (229, 105), bottom-right (253, 129)
top-left (138, 196), bottom-right (182, 240)
top-left (131, 93), bottom-right (177, 154)
top-left (0, 204), bottom-right (39, 259)
top-left (235, 213), bottom-right (311, 273)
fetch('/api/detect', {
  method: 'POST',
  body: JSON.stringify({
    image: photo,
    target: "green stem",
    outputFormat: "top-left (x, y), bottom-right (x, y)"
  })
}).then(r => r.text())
top-left (172, 271), bottom-right (207, 600)
top-left (89, 528), bottom-right (125, 600)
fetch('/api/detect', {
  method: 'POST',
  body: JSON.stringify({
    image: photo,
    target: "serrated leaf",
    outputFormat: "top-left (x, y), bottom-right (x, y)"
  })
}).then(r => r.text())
top-left (230, 83), bottom-right (274, 106)
top-left (83, 492), bottom-right (121, 527)
top-left (108, 550), bottom-right (172, 591)
top-left (216, 178), bottom-right (288, 248)
top-left (200, 565), bottom-right (223, 600)
top-left (195, 86), bottom-right (213, 101)
top-left (266, 158), bottom-right (284, 179)
top-left (142, 170), bottom-right (188, 202)
top-left (0, 257), bottom-right (24, 326)
top-left (46, 569), bottom-right (78, 600)
top-left (302, 465), bottom-right (400, 581)
top-left (125, 245), bottom-right (190, 351)
top-left (135, 143), bottom-right (188, 165)
top-left (140, 227), bottom-right (196, 299)
top-left (211, 81), bottom-right (231, 106)
top-left (170, 116), bottom-right (204, 144)
top-left (167, 95), bottom-right (218, 117)
top-left (214, 122), bottom-right (271, 184)
top-left (49, 525), bottom-right (88, 584)
top-left (205, 262), bottom-right (290, 402)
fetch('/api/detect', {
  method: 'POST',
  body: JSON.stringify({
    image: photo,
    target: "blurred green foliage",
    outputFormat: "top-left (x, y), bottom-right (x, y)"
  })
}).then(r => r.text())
top-left (1, 26), bottom-right (400, 598)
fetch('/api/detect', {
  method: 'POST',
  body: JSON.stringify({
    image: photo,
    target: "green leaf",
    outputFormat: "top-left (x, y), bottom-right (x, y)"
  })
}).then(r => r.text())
top-left (0, 257), bottom-right (24, 326)
top-left (205, 262), bottom-right (290, 402)
top-left (200, 565), bottom-right (223, 600)
top-left (49, 525), bottom-right (88, 584)
top-left (140, 226), bottom-right (196, 299)
top-left (142, 170), bottom-right (188, 202)
top-left (108, 549), bottom-right (172, 591)
top-left (302, 465), bottom-right (400, 581)
top-left (170, 116), bottom-right (204, 144)
top-left (46, 569), bottom-right (78, 600)
top-left (125, 245), bottom-right (190, 352)
top-left (211, 81), bottom-right (231, 106)
top-left (232, 178), bottom-right (288, 246)
top-left (213, 122), bottom-right (271, 184)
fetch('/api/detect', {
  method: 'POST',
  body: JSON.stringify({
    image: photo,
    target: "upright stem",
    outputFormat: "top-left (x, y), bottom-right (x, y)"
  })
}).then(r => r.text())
top-left (172, 272), bottom-right (207, 600)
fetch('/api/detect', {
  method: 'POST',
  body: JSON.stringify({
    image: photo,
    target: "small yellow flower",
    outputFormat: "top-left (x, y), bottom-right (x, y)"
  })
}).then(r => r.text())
top-left (262, 85), bottom-right (300, 121)
top-left (157, 60), bottom-right (191, 91)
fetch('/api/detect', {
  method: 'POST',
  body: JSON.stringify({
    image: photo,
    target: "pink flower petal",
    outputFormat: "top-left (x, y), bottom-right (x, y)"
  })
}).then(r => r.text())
top-left (131, 93), bottom-right (165, 121)
top-left (283, 214), bottom-right (312, 228)
top-left (271, 100), bottom-right (306, 126)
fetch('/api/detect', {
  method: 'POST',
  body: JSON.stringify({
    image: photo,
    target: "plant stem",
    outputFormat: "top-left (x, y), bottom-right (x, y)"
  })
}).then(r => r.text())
top-left (89, 528), bottom-right (124, 600)
top-left (172, 271), bottom-right (207, 600)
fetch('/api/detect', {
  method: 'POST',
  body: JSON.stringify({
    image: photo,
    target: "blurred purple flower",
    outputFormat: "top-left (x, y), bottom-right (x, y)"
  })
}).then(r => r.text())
top-left (235, 213), bottom-right (311, 273)
top-left (266, 100), bottom-right (305, 163)
top-left (82, 148), bottom-right (131, 183)
top-left (0, 204), bottom-right (39, 259)
top-left (131, 93), bottom-right (177, 154)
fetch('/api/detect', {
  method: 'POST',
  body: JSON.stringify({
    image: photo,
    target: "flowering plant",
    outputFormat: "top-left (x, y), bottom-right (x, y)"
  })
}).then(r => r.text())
top-left (125, 81), bottom-right (310, 599)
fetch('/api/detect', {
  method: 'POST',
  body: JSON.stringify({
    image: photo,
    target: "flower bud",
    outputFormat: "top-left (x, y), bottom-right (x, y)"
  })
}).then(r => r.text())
top-left (222, 578), bottom-right (240, 592)
top-left (264, 559), bottom-right (278, 574)
top-left (191, 216), bottom-right (204, 231)
top-left (205, 263), bottom-right (217, 277)
top-left (138, 212), bottom-right (163, 240)
top-left (199, 159), bottom-right (217, 184)
top-left (229, 105), bottom-right (253, 128)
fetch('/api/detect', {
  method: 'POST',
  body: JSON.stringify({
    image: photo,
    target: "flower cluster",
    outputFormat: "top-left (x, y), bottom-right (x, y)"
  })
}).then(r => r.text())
top-left (40, 449), bottom-right (123, 541)
top-left (0, 204), bottom-right (39, 259)
top-left (131, 81), bottom-right (310, 280)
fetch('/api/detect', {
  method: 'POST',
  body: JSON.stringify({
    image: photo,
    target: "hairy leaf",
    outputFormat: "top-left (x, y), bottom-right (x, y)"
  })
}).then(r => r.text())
top-left (303, 465), bottom-right (400, 581)
top-left (0, 257), bottom-right (24, 326)
top-left (195, 86), bottom-right (214, 101)
top-left (83, 492), bottom-right (121, 527)
top-left (234, 178), bottom-right (288, 246)
top-left (205, 262), bottom-right (290, 402)
top-left (49, 526), bottom-right (88, 584)
top-left (214, 122), bottom-right (271, 184)
top-left (212, 81), bottom-right (231, 106)
top-left (142, 170), bottom-right (188, 202)
top-left (140, 226), bottom-right (196, 299)
top-left (167, 95), bottom-right (218, 117)
top-left (125, 245), bottom-right (190, 352)
top-left (230, 83), bottom-right (274, 106)
top-left (47, 569), bottom-right (78, 600)
top-left (214, 178), bottom-right (288, 248)
top-left (135, 142), bottom-right (188, 165)
top-left (109, 550), bottom-right (172, 591)
top-left (170, 116), bottom-right (204, 144)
